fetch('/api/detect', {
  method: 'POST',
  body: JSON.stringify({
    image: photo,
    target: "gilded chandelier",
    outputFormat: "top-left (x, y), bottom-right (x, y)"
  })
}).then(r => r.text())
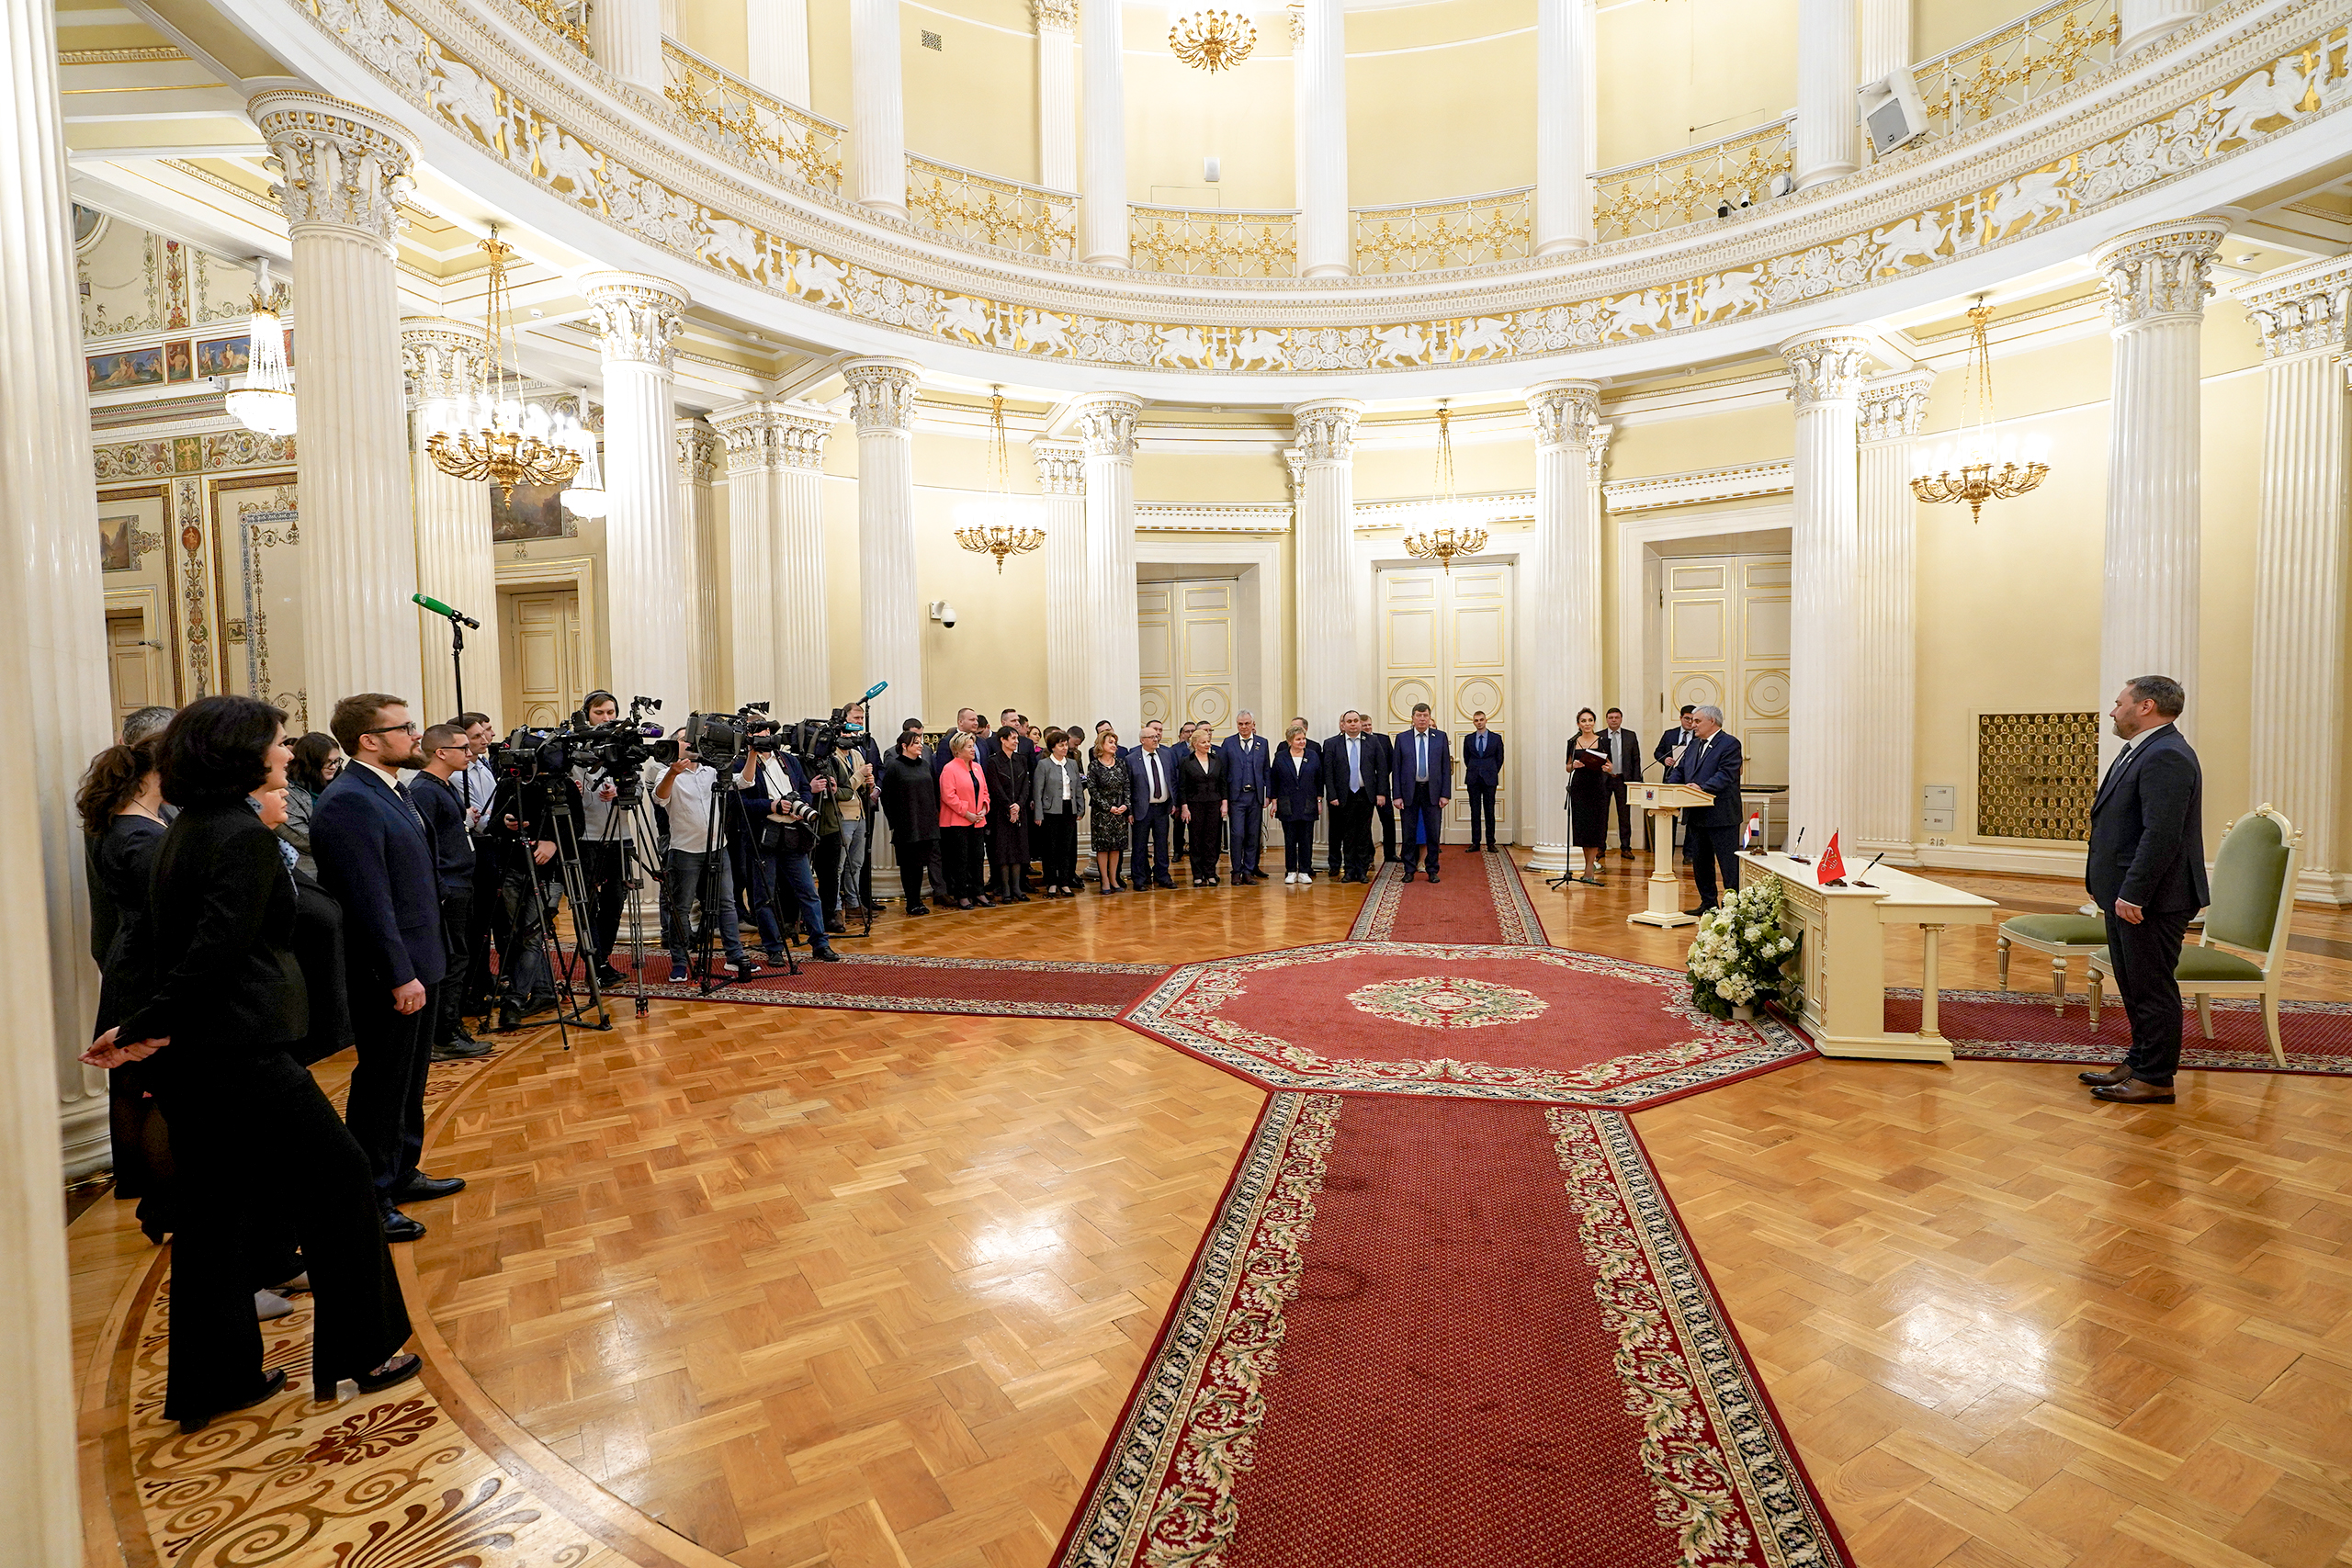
top-left (223, 259), bottom-right (296, 437)
top-left (424, 232), bottom-right (582, 501)
top-left (1910, 302), bottom-right (2049, 523)
top-left (1169, 7), bottom-right (1256, 72)
top-left (954, 390), bottom-right (1045, 573)
top-left (1404, 403), bottom-right (1487, 573)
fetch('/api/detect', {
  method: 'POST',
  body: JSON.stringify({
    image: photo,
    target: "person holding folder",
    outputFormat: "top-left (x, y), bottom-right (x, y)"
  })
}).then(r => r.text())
top-left (1565, 708), bottom-right (1613, 884)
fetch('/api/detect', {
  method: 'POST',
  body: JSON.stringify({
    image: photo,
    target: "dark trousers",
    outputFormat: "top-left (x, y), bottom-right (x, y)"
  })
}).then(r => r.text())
top-left (1172, 808), bottom-right (1188, 863)
top-left (1188, 809), bottom-right (1224, 881)
top-left (344, 976), bottom-right (437, 1213)
top-left (1037, 812), bottom-right (1079, 886)
top-left (1401, 783), bottom-right (1444, 873)
top-left (2106, 905), bottom-right (2191, 1083)
top-left (1378, 799), bottom-right (1396, 861)
top-left (1466, 783), bottom-right (1498, 848)
top-left (1229, 801), bottom-right (1263, 877)
top-left (153, 1055), bottom-right (410, 1421)
top-left (989, 822), bottom-right (1029, 897)
top-left (1131, 807), bottom-right (1172, 883)
top-left (493, 859), bottom-right (552, 1001)
top-left (1688, 819), bottom-right (1742, 908)
top-left (813, 831), bottom-right (843, 919)
top-left (580, 840), bottom-right (626, 961)
top-left (1283, 821), bottom-right (1317, 874)
top-left (434, 889), bottom-right (472, 1044)
top-left (895, 835), bottom-right (940, 908)
top-left (465, 842), bottom-right (501, 1010)
top-left (941, 825), bottom-right (986, 898)
top-left (1608, 779), bottom-right (1641, 852)
top-left (1332, 791), bottom-right (1375, 878)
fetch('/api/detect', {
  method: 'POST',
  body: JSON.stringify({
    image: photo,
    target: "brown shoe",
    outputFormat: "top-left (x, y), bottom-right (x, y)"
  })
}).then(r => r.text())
top-left (2091, 1077), bottom-right (2176, 1105)
top-left (2078, 1064), bottom-right (2133, 1087)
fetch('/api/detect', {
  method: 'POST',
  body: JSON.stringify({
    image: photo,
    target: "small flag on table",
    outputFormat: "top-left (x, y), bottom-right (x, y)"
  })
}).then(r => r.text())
top-left (1741, 811), bottom-right (1762, 849)
top-left (1817, 831), bottom-right (1847, 885)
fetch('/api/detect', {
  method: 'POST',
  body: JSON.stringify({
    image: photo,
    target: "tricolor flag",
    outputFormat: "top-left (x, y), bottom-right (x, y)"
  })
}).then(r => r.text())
top-left (1741, 811), bottom-right (1762, 849)
top-left (1817, 830), bottom-right (1847, 885)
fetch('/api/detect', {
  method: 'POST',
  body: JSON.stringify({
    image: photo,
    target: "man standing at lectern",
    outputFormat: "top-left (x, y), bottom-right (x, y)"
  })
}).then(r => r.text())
top-left (1665, 705), bottom-right (1742, 915)
top-left (2080, 676), bottom-right (2205, 1106)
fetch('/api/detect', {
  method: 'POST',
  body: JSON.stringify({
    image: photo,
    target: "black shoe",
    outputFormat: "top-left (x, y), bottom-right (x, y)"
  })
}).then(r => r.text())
top-left (430, 1037), bottom-right (493, 1062)
top-left (906, 903), bottom-right (931, 916)
top-left (1683, 906), bottom-right (1715, 917)
top-left (1426, 873), bottom-right (1441, 884)
top-left (810, 946), bottom-right (842, 962)
top-left (316, 1352), bottom-right (423, 1404)
top-left (447, 1024), bottom-right (480, 1047)
top-left (826, 917), bottom-right (848, 933)
top-left (2078, 1064), bottom-right (2133, 1087)
top-left (1402, 872), bottom-right (1417, 883)
top-left (391, 1173), bottom-right (466, 1202)
top-left (496, 1003), bottom-right (524, 1033)
top-left (178, 1368), bottom-right (286, 1434)
top-left (517, 991), bottom-right (559, 1018)
top-left (594, 963), bottom-right (627, 987)
top-left (381, 1211), bottom-right (425, 1243)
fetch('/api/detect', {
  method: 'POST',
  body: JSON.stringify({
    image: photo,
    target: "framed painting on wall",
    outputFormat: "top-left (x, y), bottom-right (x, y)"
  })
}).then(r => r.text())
top-left (87, 345), bottom-right (165, 391)
top-left (164, 340), bottom-right (193, 382)
top-left (490, 483), bottom-right (576, 543)
top-left (196, 335), bottom-right (248, 378)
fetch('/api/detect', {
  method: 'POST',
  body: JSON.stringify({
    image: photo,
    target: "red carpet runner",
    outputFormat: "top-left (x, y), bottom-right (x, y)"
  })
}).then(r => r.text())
top-left (1057, 1092), bottom-right (1848, 1568)
top-left (610, 950), bottom-right (1166, 1019)
top-left (1890, 987), bottom-right (2352, 1076)
top-left (1348, 850), bottom-right (1547, 944)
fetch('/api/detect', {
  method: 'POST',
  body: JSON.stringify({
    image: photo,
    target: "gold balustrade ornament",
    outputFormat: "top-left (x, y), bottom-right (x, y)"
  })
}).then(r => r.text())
top-left (1911, 0), bottom-right (2120, 140)
top-left (1128, 206), bottom-right (1299, 277)
top-left (662, 46), bottom-right (843, 192)
top-left (1593, 118), bottom-right (1797, 242)
top-left (906, 159), bottom-right (1076, 261)
top-left (1353, 190), bottom-right (1532, 274)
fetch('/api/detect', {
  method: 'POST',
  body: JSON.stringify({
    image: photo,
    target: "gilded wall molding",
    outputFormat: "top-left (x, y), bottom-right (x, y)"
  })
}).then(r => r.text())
top-left (1600, 459), bottom-right (1794, 513)
top-left (1136, 502), bottom-right (1292, 532)
top-left (2092, 216), bottom-right (2230, 326)
top-left (1351, 491), bottom-right (1535, 532)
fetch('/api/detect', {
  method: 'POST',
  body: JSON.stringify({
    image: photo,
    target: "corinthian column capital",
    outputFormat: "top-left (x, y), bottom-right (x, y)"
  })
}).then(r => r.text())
top-left (582, 272), bottom-right (690, 368)
top-left (250, 91), bottom-right (416, 250)
top-left (677, 418), bottom-right (721, 484)
top-left (399, 317), bottom-right (490, 405)
top-left (1525, 379), bottom-right (1600, 448)
top-left (1858, 369), bottom-right (1936, 443)
top-left (1031, 437), bottom-right (1085, 493)
top-left (713, 400), bottom-right (836, 470)
top-left (1780, 331), bottom-right (1874, 409)
top-left (2236, 255), bottom-right (2352, 361)
top-left (842, 357), bottom-right (922, 432)
top-left (1033, 0), bottom-right (1076, 33)
top-left (1073, 393), bottom-right (1144, 458)
top-left (2092, 218), bottom-right (2229, 329)
top-left (1290, 397), bottom-right (1363, 462)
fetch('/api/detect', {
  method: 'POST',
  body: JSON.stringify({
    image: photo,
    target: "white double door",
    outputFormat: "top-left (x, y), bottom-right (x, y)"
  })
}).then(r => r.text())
top-left (1376, 561), bottom-right (1513, 843)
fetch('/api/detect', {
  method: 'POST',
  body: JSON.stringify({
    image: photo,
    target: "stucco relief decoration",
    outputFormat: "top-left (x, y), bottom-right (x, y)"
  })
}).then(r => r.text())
top-left (274, 0), bottom-right (2351, 374)
top-left (1033, 0), bottom-right (1075, 33)
top-left (1074, 397), bottom-right (1141, 458)
top-left (1527, 381), bottom-right (1600, 449)
top-left (2095, 218), bottom-right (2229, 325)
top-left (843, 362), bottom-right (920, 432)
top-left (1858, 371), bottom-right (1935, 442)
top-left (1291, 400), bottom-right (1361, 462)
top-left (1781, 335), bottom-right (1874, 408)
top-left (251, 92), bottom-right (416, 249)
top-left (677, 421), bottom-right (721, 483)
top-left (1032, 442), bottom-right (1085, 495)
top-left (584, 276), bottom-right (687, 367)
top-left (400, 321), bottom-right (491, 401)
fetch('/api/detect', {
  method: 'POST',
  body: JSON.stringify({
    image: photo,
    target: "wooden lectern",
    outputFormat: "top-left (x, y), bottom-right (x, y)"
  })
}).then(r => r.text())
top-left (1626, 784), bottom-right (1715, 928)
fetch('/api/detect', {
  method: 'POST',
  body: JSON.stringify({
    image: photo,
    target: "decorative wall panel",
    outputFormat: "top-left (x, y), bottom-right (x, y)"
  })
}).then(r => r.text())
top-left (1976, 710), bottom-right (2098, 840)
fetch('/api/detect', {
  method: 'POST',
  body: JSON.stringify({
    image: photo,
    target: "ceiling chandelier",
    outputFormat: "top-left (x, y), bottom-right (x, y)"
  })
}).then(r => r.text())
top-left (223, 259), bottom-right (296, 437)
top-left (424, 231), bottom-right (581, 501)
top-left (1169, 6), bottom-right (1256, 72)
top-left (1404, 402), bottom-right (1487, 572)
top-left (1910, 300), bottom-right (2049, 523)
top-left (559, 389), bottom-right (607, 518)
top-left (954, 390), bottom-right (1045, 573)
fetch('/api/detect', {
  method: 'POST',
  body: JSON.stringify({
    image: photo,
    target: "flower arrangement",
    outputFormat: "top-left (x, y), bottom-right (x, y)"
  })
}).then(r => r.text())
top-left (1685, 880), bottom-right (1800, 1020)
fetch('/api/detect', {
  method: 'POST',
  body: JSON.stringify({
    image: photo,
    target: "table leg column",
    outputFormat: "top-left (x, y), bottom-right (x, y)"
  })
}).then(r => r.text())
top-left (1920, 923), bottom-right (1944, 1040)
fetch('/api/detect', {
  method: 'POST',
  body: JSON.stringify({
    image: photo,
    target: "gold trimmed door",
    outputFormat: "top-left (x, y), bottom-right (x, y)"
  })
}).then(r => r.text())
top-left (1378, 560), bottom-right (1513, 842)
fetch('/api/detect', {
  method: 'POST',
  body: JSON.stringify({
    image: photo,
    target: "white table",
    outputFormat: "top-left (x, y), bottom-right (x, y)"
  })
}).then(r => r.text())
top-left (1625, 784), bottom-right (1716, 928)
top-left (1744, 852), bottom-right (1999, 1063)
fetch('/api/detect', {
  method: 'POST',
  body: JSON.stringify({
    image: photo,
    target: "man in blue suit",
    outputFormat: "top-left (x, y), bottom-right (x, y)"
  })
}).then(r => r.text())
top-left (1218, 712), bottom-right (1274, 885)
top-left (312, 694), bottom-right (458, 1243)
top-left (1664, 704), bottom-right (1743, 914)
top-left (2079, 675), bottom-right (2207, 1106)
top-left (1461, 711), bottom-right (1505, 852)
top-left (1125, 720), bottom-right (1179, 889)
top-left (1392, 703), bottom-right (1453, 882)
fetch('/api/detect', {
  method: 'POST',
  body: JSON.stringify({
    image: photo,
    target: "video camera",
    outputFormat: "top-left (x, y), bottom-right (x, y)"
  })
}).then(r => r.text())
top-left (568, 694), bottom-right (665, 785)
top-left (488, 725), bottom-right (571, 782)
top-left (783, 682), bottom-right (888, 766)
top-left (681, 702), bottom-right (784, 772)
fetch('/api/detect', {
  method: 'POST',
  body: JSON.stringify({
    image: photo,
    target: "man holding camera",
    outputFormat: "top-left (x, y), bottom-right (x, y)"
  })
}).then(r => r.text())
top-left (655, 740), bottom-right (763, 980)
top-left (571, 691), bottom-right (635, 986)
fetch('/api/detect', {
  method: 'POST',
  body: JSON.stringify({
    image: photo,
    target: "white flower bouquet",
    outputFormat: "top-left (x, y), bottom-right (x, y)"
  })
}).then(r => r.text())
top-left (1684, 879), bottom-right (1800, 1021)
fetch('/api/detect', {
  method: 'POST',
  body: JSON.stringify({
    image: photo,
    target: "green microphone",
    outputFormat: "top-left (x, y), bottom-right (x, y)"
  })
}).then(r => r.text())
top-left (413, 592), bottom-right (481, 629)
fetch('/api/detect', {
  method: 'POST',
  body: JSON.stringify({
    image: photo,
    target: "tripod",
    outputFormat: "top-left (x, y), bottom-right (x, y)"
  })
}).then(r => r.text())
top-left (685, 763), bottom-right (805, 996)
top-left (484, 776), bottom-right (593, 1052)
top-left (529, 790), bottom-right (616, 1033)
top-left (580, 771), bottom-right (664, 1017)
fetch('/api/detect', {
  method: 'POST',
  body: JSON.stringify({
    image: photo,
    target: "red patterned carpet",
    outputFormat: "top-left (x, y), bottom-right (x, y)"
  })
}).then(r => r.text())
top-left (608, 949), bottom-right (1168, 1018)
top-left (1891, 987), bottom-right (2352, 1075)
top-left (1348, 851), bottom-right (1547, 943)
top-left (1057, 1093), bottom-right (1848, 1568)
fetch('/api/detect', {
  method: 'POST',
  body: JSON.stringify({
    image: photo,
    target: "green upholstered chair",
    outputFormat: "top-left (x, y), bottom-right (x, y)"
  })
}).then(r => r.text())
top-left (1995, 912), bottom-right (2111, 1013)
top-left (2087, 806), bottom-right (2301, 1067)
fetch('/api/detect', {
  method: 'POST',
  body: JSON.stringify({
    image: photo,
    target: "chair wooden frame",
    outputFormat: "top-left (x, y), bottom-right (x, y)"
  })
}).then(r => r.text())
top-left (1995, 921), bottom-right (2107, 1014)
top-left (2087, 805), bottom-right (2301, 1068)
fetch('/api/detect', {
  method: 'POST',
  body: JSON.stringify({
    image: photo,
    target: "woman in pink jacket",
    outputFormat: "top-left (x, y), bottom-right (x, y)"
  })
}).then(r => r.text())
top-left (935, 731), bottom-right (992, 909)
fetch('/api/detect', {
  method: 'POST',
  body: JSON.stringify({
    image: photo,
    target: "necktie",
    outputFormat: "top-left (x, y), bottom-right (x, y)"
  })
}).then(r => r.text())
top-left (392, 778), bottom-right (429, 835)
top-left (1350, 738), bottom-right (1362, 792)
top-left (1417, 736), bottom-right (1428, 783)
top-left (1150, 753), bottom-right (1164, 802)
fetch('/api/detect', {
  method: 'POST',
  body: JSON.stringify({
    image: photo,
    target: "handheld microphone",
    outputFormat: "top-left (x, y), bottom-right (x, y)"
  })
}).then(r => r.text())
top-left (413, 592), bottom-right (481, 629)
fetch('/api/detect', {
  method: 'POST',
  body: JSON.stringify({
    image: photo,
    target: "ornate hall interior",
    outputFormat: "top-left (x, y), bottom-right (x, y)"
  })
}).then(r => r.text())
top-left (7, 0), bottom-right (2352, 1561)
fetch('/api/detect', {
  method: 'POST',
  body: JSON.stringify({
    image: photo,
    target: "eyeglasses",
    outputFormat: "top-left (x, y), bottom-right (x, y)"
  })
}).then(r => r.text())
top-left (433, 742), bottom-right (469, 754)
top-left (360, 721), bottom-right (420, 738)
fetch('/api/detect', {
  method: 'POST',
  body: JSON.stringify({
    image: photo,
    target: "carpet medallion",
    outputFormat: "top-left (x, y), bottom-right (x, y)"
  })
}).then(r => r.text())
top-left (1057, 1092), bottom-right (1849, 1568)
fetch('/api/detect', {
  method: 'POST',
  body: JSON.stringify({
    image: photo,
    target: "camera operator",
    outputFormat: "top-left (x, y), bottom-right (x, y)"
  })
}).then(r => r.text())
top-left (655, 740), bottom-right (765, 978)
top-left (571, 691), bottom-right (635, 987)
top-left (483, 735), bottom-right (574, 1032)
top-left (742, 738), bottom-right (841, 962)
top-left (833, 704), bottom-right (880, 920)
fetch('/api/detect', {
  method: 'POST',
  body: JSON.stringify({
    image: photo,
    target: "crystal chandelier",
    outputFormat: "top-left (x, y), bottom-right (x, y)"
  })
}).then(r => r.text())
top-left (1911, 301), bottom-right (2049, 523)
top-left (223, 259), bottom-right (296, 436)
top-left (954, 390), bottom-right (1045, 573)
top-left (1404, 402), bottom-right (1487, 573)
top-left (559, 391), bottom-right (607, 518)
top-left (1169, 6), bottom-right (1256, 72)
top-left (424, 231), bottom-right (581, 500)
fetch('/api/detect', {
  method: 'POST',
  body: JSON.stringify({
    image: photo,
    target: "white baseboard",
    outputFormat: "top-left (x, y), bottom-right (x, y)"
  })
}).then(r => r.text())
top-left (2297, 866), bottom-right (2351, 907)
top-left (1911, 842), bottom-right (2088, 878)
top-left (1854, 838), bottom-right (1922, 867)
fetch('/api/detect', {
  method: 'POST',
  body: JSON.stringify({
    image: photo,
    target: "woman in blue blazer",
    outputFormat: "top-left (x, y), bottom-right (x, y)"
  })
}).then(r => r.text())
top-left (1271, 722), bottom-right (1324, 884)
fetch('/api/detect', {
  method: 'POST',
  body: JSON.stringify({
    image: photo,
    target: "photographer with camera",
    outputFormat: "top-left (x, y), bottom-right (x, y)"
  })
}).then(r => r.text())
top-left (739, 736), bottom-right (841, 963)
top-left (570, 691), bottom-right (638, 987)
top-left (654, 738), bottom-right (765, 980)
top-left (481, 731), bottom-right (577, 1032)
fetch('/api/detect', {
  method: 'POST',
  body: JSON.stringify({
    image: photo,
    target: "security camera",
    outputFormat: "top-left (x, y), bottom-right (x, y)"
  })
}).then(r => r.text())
top-left (930, 600), bottom-right (957, 628)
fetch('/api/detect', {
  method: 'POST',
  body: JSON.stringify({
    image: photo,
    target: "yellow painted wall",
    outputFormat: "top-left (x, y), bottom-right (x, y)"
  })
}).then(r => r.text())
top-left (1125, 33), bottom-right (1296, 208)
top-left (907, 0), bottom-right (1041, 177)
top-left (1595, 0), bottom-right (1798, 168)
top-left (809, 0), bottom-right (853, 126)
top-left (1346, 0), bottom-right (1535, 204)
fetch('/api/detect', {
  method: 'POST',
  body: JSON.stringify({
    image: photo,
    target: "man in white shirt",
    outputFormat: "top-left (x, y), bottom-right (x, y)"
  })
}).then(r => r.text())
top-left (1601, 706), bottom-right (1645, 859)
top-left (1125, 720), bottom-right (1178, 890)
top-left (453, 710), bottom-right (503, 1020)
top-left (655, 749), bottom-right (762, 980)
top-left (1323, 710), bottom-right (1387, 882)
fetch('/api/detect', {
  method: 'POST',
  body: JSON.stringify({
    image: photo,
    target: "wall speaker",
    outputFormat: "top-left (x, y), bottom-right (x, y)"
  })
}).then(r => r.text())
top-left (1858, 69), bottom-right (1929, 156)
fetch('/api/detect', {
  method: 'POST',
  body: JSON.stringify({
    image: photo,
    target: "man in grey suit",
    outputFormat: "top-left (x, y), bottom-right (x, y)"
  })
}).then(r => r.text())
top-left (2079, 675), bottom-right (2207, 1106)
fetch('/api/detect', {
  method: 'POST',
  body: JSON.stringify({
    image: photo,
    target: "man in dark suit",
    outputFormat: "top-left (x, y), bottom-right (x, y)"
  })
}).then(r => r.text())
top-left (411, 724), bottom-right (492, 1063)
top-left (1392, 704), bottom-right (1453, 883)
top-left (2080, 676), bottom-right (2207, 1106)
top-left (1368, 717), bottom-right (1398, 863)
top-left (1664, 705), bottom-right (1742, 914)
top-left (1324, 711), bottom-right (1386, 882)
top-left (1462, 711), bottom-right (1504, 852)
top-left (1219, 714), bottom-right (1273, 885)
top-left (1601, 706), bottom-right (1645, 858)
top-left (311, 694), bottom-right (459, 1243)
top-left (1172, 721), bottom-right (1198, 863)
top-left (1125, 720), bottom-right (1179, 889)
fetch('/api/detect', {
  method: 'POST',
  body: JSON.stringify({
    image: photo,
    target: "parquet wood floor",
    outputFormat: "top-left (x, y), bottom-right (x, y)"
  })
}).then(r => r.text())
top-left (70, 852), bottom-right (2352, 1568)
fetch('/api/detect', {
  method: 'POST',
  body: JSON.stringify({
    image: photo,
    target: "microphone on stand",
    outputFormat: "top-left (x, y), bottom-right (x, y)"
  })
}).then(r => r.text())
top-left (413, 592), bottom-right (481, 629)
top-left (1785, 826), bottom-right (1810, 863)
top-left (1851, 851), bottom-right (1887, 888)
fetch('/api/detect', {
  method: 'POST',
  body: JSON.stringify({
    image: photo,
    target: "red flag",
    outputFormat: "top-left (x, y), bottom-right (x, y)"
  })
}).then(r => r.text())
top-left (1817, 831), bottom-right (1846, 884)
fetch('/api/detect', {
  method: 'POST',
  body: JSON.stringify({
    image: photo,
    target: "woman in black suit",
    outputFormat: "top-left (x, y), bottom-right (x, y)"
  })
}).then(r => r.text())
top-left (78, 737), bottom-right (172, 1238)
top-left (982, 727), bottom-right (1033, 902)
top-left (1176, 728), bottom-right (1227, 886)
top-left (85, 696), bottom-right (418, 1431)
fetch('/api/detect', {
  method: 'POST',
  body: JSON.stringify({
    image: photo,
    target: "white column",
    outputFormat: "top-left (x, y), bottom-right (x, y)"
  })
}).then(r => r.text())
top-left (1290, 399), bottom-right (1363, 735)
top-left (1080, 0), bottom-right (1126, 265)
top-left (591, 0), bottom-right (662, 91)
top-left (1781, 331), bottom-right (1873, 853)
top-left (1860, 0), bottom-right (1910, 84)
top-left (2119, 0), bottom-right (2200, 54)
top-left (1534, 0), bottom-right (1595, 255)
top-left (1295, 0), bottom-right (1350, 276)
top-left (1855, 370), bottom-right (1933, 862)
top-left (582, 272), bottom-right (693, 723)
top-left (676, 418), bottom-right (721, 708)
top-left (2241, 259), bottom-right (2352, 901)
top-left (1794, 0), bottom-right (1859, 188)
top-left (2, 0), bottom-right (103, 1540)
top-left (1033, 437), bottom-right (1088, 722)
top-left (401, 319), bottom-right (503, 727)
top-left (1035, 0), bottom-right (1078, 192)
top-left (253, 93), bottom-right (425, 707)
top-left (2091, 218), bottom-right (2225, 750)
top-left (845, 359), bottom-right (924, 733)
top-left (712, 400), bottom-right (834, 718)
top-left (1524, 382), bottom-right (1603, 874)
top-left (850, 0), bottom-right (907, 218)
top-left (1074, 395), bottom-right (1144, 736)
top-left (748, 0), bottom-right (811, 107)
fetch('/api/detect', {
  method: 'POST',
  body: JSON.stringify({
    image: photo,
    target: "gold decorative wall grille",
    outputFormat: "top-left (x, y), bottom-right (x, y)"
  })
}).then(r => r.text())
top-left (1976, 712), bottom-right (2098, 840)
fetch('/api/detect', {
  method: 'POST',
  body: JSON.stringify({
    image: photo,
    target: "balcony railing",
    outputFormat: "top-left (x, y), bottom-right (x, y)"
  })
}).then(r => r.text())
top-left (661, 42), bottom-right (844, 195)
top-left (906, 157), bottom-right (1077, 261)
top-left (1592, 116), bottom-right (1796, 242)
top-left (1352, 188), bottom-right (1533, 273)
top-left (517, 0), bottom-right (586, 49)
top-left (1127, 204), bottom-right (1299, 277)
top-left (1908, 0), bottom-right (2120, 141)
